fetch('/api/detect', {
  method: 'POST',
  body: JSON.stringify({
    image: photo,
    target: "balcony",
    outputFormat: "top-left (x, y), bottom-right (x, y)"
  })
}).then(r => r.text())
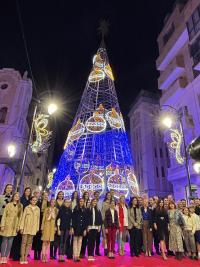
top-left (160, 76), bottom-right (188, 106)
top-left (158, 55), bottom-right (185, 90)
top-left (157, 28), bottom-right (188, 71)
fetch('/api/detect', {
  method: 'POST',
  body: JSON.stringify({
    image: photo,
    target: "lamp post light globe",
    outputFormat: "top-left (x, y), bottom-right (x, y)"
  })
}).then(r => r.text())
top-left (53, 168), bottom-right (57, 174)
top-left (193, 162), bottom-right (200, 174)
top-left (162, 116), bottom-right (173, 129)
top-left (48, 103), bottom-right (58, 115)
top-left (7, 144), bottom-right (16, 158)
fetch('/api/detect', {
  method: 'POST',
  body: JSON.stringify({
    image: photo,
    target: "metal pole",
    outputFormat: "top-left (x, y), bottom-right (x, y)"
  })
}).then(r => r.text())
top-left (19, 104), bottom-right (38, 194)
top-left (179, 118), bottom-right (192, 200)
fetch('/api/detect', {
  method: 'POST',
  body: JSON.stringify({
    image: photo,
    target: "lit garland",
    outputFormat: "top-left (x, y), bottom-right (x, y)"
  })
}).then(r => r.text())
top-left (88, 48), bottom-right (114, 83)
top-left (79, 172), bottom-right (104, 198)
top-left (168, 128), bottom-right (184, 164)
top-left (31, 114), bottom-right (52, 153)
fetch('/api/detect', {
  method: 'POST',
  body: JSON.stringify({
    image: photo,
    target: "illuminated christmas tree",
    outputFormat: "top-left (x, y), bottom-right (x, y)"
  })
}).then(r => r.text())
top-left (51, 39), bottom-right (139, 199)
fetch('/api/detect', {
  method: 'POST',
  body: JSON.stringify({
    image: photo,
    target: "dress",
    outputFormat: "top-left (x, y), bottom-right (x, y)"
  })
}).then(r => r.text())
top-left (154, 208), bottom-right (168, 241)
top-left (168, 210), bottom-right (184, 252)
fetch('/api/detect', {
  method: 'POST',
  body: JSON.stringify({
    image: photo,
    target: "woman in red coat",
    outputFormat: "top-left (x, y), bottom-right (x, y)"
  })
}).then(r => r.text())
top-left (104, 200), bottom-right (119, 259)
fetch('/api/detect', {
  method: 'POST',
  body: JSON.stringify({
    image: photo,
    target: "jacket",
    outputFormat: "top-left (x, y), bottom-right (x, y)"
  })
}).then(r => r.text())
top-left (116, 204), bottom-right (128, 227)
top-left (72, 207), bottom-right (88, 236)
top-left (0, 202), bottom-right (23, 237)
top-left (57, 205), bottom-right (72, 231)
top-left (41, 207), bottom-right (58, 241)
top-left (87, 207), bottom-right (102, 227)
top-left (104, 208), bottom-right (119, 228)
top-left (20, 204), bottom-right (40, 235)
top-left (128, 206), bottom-right (142, 230)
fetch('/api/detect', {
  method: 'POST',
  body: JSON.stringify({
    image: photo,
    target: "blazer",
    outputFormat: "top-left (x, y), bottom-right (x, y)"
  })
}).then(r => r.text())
top-left (104, 209), bottom-right (119, 228)
top-left (116, 204), bottom-right (128, 227)
top-left (57, 205), bottom-right (72, 231)
top-left (87, 207), bottom-right (102, 227)
top-left (72, 207), bottom-right (88, 235)
top-left (128, 206), bottom-right (142, 230)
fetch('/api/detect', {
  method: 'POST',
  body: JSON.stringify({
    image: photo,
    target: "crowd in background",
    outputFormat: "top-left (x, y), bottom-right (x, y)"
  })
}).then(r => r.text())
top-left (0, 183), bottom-right (200, 264)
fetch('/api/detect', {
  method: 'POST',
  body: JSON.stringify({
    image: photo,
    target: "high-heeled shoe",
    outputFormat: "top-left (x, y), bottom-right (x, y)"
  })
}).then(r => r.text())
top-left (162, 253), bottom-right (167, 260)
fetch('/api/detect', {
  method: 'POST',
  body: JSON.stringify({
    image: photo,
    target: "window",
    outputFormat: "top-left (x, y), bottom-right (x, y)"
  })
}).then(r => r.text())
top-left (161, 166), bottom-right (165, 177)
top-left (198, 94), bottom-right (200, 106)
top-left (156, 167), bottom-right (159, 178)
top-left (163, 23), bottom-right (175, 45)
top-left (36, 178), bottom-right (40, 186)
top-left (160, 148), bottom-right (163, 158)
top-left (154, 148), bottom-right (157, 158)
top-left (0, 107), bottom-right (8, 123)
top-left (187, 4), bottom-right (200, 40)
top-left (0, 83), bottom-right (8, 90)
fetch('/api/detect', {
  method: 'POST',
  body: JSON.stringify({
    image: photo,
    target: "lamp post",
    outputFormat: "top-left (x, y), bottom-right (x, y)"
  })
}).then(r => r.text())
top-left (161, 104), bottom-right (192, 201)
top-left (19, 101), bottom-right (58, 195)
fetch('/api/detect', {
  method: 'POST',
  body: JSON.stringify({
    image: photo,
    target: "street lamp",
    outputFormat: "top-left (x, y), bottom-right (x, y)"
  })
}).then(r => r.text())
top-left (19, 101), bottom-right (58, 194)
top-left (160, 104), bottom-right (192, 201)
top-left (48, 103), bottom-right (58, 115)
top-left (7, 143), bottom-right (17, 158)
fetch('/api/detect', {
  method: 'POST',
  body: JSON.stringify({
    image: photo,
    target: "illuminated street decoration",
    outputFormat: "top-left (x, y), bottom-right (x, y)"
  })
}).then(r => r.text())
top-left (56, 176), bottom-right (75, 199)
top-left (64, 119), bottom-right (85, 148)
top-left (47, 172), bottom-right (54, 189)
top-left (31, 114), bottom-right (52, 153)
top-left (52, 44), bottom-right (139, 198)
top-left (85, 113), bottom-right (107, 133)
top-left (79, 172), bottom-right (104, 198)
top-left (89, 48), bottom-right (114, 83)
top-left (168, 128), bottom-right (184, 164)
top-left (106, 108), bottom-right (122, 129)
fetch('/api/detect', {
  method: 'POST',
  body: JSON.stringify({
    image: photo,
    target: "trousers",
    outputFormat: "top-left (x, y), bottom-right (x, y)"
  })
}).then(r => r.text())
top-left (1, 236), bottom-right (14, 257)
top-left (59, 229), bottom-right (70, 256)
top-left (88, 229), bottom-right (98, 256)
top-left (106, 227), bottom-right (117, 253)
top-left (20, 234), bottom-right (34, 261)
top-left (142, 221), bottom-right (153, 253)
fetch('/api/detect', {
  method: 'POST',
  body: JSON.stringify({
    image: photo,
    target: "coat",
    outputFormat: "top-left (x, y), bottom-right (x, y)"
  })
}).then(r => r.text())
top-left (20, 204), bottom-right (40, 235)
top-left (87, 207), bottom-right (102, 227)
top-left (57, 206), bottom-right (72, 231)
top-left (0, 202), bottom-right (23, 237)
top-left (128, 207), bottom-right (142, 230)
top-left (72, 207), bottom-right (88, 236)
top-left (104, 209), bottom-right (119, 228)
top-left (116, 204), bottom-right (128, 228)
top-left (41, 207), bottom-right (58, 241)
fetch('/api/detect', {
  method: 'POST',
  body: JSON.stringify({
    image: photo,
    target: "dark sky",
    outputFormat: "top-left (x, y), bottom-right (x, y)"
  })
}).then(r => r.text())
top-left (0, 0), bottom-right (175, 167)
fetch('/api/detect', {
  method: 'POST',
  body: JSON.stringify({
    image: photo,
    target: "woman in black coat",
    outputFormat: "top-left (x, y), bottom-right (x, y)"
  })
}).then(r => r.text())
top-left (57, 199), bottom-right (72, 262)
top-left (87, 199), bottom-right (102, 261)
top-left (72, 198), bottom-right (88, 262)
top-left (154, 198), bottom-right (169, 260)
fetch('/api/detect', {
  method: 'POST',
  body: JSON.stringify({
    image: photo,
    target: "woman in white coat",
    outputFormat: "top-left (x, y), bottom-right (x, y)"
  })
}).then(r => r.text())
top-left (116, 195), bottom-right (128, 255)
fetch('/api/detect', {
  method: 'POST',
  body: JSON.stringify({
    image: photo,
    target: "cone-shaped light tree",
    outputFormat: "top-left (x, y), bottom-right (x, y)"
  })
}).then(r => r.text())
top-left (51, 41), bottom-right (139, 199)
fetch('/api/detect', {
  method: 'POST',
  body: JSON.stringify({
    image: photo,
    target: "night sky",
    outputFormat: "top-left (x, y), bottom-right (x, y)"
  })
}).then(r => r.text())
top-left (0, 0), bottom-right (175, 166)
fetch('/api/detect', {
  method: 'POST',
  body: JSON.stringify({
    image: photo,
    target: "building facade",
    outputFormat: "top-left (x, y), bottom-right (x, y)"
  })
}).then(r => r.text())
top-left (156, 0), bottom-right (200, 200)
top-left (0, 68), bottom-right (48, 193)
top-left (129, 90), bottom-right (173, 197)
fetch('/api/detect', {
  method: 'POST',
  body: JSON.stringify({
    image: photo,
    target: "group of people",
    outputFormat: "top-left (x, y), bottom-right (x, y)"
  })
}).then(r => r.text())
top-left (0, 183), bottom-right (200, 264)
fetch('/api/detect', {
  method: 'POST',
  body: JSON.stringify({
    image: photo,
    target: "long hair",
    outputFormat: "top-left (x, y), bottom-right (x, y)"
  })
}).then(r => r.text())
top-left (77, 198), bottom-right (85, 209)
top-left (3, 184), bottom-right (13, 195)
top-left (11, 192), bottom-right (22, 218)
top-left (129, 197), bottom-right (138, 208)
top-left (156, 198), bottom-right (166, 212)
top-left (56, 191), bottom-right (64, 200)
top-left (103, 192), bottom-right (111, 203)
top-left (90, 198), bottom-right (97, 210)
top-left (71, 191), bottom-right (79, 202)
top-left (22, 187), bottom-right (32, 199)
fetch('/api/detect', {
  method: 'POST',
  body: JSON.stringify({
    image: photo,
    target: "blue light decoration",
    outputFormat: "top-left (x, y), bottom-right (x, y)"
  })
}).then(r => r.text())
top-left (51, 44), bottom-right (139, 199)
